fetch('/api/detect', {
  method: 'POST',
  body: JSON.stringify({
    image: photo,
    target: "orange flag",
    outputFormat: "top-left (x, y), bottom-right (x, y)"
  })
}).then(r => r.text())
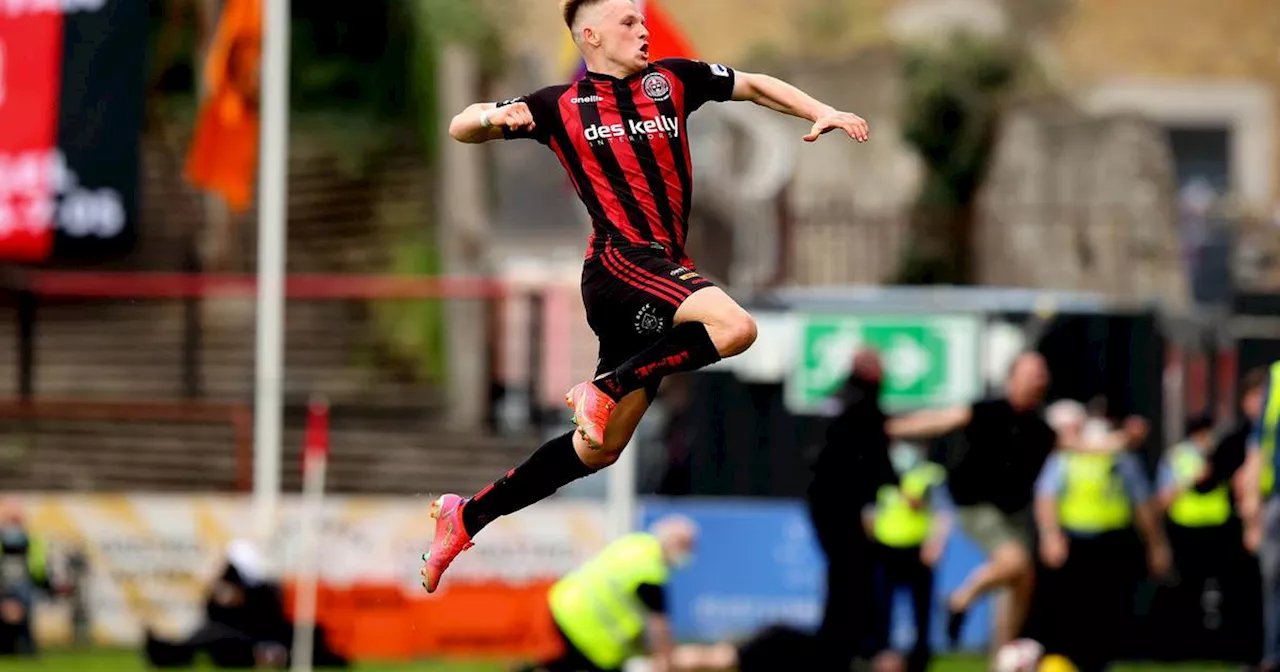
top-left (184, 0), bottom-right (262, 213)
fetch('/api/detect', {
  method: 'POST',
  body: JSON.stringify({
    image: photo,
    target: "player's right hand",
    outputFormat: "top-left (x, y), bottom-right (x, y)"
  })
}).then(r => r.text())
top-left (489, 102), bottom-right (535, 133)
top-left (1245, 521), bottom-right (1262, 553)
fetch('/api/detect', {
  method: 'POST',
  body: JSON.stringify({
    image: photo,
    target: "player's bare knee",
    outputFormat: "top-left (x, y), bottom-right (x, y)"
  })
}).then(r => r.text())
top-left (995, 542), bottom-right (1033, 577)
top-left (581, 446), bottom-right (624, 470)
top-left (1014, 568), bottom-right (1035, 596)
top-left (715, 310), bottom-right (757, 357)
top-left (573, 432), bottom-right (626, 469)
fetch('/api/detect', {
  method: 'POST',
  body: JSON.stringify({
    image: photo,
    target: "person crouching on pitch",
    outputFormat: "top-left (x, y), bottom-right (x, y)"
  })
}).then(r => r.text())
top-left (499, 516), bottom-right (696, 672)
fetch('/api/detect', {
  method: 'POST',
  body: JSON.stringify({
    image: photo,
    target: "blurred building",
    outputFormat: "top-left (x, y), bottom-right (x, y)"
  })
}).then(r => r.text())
top-left (493, 0), bottom-right (1278, 301)
top-left (1, 0), bottom-right (1276, 495)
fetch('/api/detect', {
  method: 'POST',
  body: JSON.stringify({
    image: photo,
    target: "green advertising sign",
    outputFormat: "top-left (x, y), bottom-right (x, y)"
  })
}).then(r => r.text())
top-left (789, 314), bottom-right (981, 413)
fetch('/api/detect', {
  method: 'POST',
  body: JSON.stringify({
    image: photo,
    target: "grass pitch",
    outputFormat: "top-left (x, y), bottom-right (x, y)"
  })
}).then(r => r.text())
top-left (0, 649), bottom-right (1243, 671)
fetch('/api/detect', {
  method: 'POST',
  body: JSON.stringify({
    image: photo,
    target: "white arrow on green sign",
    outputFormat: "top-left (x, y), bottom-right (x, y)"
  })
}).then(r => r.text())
top-left (787, 314), bottom-right (981, 413)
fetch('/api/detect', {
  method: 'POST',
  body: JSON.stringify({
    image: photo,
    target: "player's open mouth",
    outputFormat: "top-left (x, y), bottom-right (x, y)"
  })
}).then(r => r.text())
top-left (640, 44), bottom-right (649, 56)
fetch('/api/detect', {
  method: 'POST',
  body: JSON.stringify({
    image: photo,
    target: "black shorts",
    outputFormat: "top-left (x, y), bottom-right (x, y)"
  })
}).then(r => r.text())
top-left (581, 238), bottom-right (715, 398)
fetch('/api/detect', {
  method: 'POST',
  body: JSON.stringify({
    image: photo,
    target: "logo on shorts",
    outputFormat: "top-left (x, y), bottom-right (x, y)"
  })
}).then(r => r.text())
top-left (670, 266), bottom-right (689, 276)
top-left (679, 272), bottom-right (699, 281)
top-left (634, 303), bottom-right (666, 335)
top-left (642, 72), bottom-right (672, 102)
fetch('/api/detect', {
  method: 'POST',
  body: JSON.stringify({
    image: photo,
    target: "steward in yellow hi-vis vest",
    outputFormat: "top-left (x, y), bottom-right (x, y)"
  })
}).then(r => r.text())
top-left (1253, 362), bottom-right (1280, 500)
top-left (1241, 362), bottom-right (1280, 670)
top-left (1034, 399), bottom-right (1170, 672)
top-left (1162, 440), bottom-right (1231, 528)
top-left (864, 442), bottom-right (952, 672)
top-left (1155, 414), bottom-right (1251, 662)
top-left (519, 517), bottom-right (697, 672)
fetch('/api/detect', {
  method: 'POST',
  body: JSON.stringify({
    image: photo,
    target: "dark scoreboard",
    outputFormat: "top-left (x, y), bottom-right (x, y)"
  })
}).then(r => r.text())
top-left (0, 0), bottom-right (147, 264)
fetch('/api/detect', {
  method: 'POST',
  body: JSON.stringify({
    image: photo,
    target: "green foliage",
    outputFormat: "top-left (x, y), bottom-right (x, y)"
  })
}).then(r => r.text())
top-left (894, 32), bottom-right (1020, 285)
top-left (143, 0), bottom-right (507, 169)
top-left (289, 1), bottom-right (415, 126)
top-left (382, 0), bottom-right (506, 389)
top-left (369, 226), bottom-right (448, 384)
top-left (140, 0), bottom-right (505, 388)
top-left (406, 0), bottom-right (507, 162)
top-left (901, 32), bottom-right (1019, 204)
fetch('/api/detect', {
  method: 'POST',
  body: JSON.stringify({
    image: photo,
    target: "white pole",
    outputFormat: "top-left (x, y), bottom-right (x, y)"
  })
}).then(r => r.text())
top-left (290, 451), bottom-right (326, 672)
top-left (606, 437), bottom-right (638, 540)
top-left (291, 397), bottom-right (329, 672)
top-left (252, 0), bottom-right (290, 541)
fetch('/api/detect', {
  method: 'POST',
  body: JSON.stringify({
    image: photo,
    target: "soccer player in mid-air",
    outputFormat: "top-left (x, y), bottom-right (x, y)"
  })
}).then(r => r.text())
top-left (420, 0), bottom-right (869, 593)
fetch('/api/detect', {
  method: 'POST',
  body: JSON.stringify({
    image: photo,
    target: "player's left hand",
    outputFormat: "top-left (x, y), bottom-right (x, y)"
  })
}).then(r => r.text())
top-left (921, 539), bottom-right (944, 567)
top-left (805, 109), bottom-right (869, 143)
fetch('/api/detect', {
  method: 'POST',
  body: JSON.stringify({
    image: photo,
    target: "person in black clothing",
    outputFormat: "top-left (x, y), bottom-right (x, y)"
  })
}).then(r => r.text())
top-left (1151, 371), bottom-right (1266, 665)
top-left (807, 349), bottom-right (897, 672)
top-left (1153, 413), bottom-right (1255, 663)
top-left (144, 540), bottom-right (348, 669)
top-left (887, 352), bottom-right (1055, 654)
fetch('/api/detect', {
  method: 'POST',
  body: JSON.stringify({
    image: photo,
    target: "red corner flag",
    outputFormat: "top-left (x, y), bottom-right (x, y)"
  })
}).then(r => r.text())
top-left (303, 395), bottom-right (330, 468)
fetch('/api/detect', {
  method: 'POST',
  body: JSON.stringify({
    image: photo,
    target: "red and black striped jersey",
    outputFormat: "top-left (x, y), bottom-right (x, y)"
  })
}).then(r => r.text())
top-left (498, 58), bottom-right (736, 263)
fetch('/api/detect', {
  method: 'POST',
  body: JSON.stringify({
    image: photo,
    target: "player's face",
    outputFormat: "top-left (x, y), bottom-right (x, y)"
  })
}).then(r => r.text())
top-left (1008, 355), bottom-right (1049, 410)
top-left (1243, 387), bottom-right (1264, 421)
top-left (595, 0), bottom-right (649, 74)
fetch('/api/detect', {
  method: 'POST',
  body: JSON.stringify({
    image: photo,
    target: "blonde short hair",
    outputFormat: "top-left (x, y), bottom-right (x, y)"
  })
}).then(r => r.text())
top-left (560, 0), bottom-right (612, 30)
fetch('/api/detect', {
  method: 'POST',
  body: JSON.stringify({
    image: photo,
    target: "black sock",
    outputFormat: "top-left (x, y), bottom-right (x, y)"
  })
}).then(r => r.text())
top-left (594, 322), bottom-right (721, 402)
top-left (461, 431), bottom-right (593, 537)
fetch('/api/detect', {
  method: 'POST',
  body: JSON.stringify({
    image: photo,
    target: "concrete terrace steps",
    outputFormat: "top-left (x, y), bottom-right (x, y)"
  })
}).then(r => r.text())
top-left (0, 137), bottom-right (481, 493)
top-left (0, 413), bottom-right (536, 495)
top-left (5, 296), bottom-right (442, 406)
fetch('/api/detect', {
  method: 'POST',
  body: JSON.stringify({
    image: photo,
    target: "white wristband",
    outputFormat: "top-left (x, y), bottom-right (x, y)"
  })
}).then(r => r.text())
top-left (480, 109), bottom-right (493, 129)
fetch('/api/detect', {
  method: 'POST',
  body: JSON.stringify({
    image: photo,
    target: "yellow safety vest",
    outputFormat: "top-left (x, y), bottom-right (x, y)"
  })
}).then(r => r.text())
top-left (0, 533), bottom-right (47, 586)
top-left (549, 533), bottom-right (669, 670)
top-left (1261, 362), bottom-right (1280, 497)
top-left (1059, 452), bottom-right (1131, 534)
top-left (1167, 443), bottom-right (1231, 528)
top-left (874, 463), bottom-right (946, 548)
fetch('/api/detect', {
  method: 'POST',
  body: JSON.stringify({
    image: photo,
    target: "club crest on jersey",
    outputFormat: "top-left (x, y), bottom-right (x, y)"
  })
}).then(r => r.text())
top-left (634, 303), bottom-right (666, 335)
top-left (642, 72), bottom-right (672, 102)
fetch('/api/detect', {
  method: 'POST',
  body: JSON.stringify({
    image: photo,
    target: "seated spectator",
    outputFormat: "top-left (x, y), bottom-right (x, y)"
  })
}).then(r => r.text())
top-left (145, 540), bottom-right (348, 669)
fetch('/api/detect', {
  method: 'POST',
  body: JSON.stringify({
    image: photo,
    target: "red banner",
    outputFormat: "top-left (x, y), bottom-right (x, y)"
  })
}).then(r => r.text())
top-left (0, 9), bottom-right (63, 262)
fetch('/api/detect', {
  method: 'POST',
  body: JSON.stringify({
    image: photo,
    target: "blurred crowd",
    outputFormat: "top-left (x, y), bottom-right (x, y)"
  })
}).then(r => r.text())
top-left (3, 350), bottom-right (1276, 672)
top-left (799, 349), bottom-right (1274, 672)
top-left (520, 349), bottom-right (1278, 672)
top-left (0, 500), bottom-right (349, 669)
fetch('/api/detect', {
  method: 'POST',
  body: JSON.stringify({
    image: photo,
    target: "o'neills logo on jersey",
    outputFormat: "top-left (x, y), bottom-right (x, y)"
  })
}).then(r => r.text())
top-left (583, 115), bottom-right (679, 145)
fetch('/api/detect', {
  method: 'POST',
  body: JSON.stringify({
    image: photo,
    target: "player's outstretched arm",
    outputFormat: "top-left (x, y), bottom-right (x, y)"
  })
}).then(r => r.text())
top-left (448, 101), bottom-right (535, 144)
top-left (886, 405), bottom-right (972, 440)
top-left (730, 71), bottom-right (869, 143)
